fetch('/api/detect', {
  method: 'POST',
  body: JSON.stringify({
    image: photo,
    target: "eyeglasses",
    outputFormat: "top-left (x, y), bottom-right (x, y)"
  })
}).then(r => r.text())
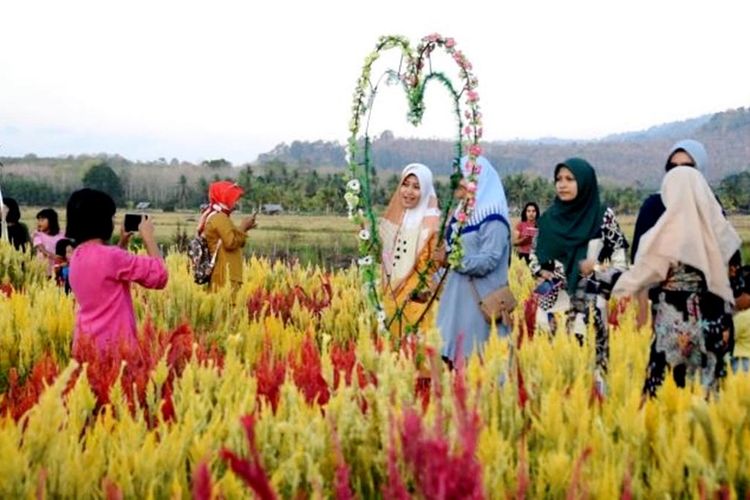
top-left (666, 162), bottom-right (696, 170)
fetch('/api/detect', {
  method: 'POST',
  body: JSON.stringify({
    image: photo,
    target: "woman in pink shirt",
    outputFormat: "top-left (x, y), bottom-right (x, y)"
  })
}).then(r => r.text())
top-left (66, 189), bottom-right (168, 358)
top-left (513, 202), bottom-right (540, 264)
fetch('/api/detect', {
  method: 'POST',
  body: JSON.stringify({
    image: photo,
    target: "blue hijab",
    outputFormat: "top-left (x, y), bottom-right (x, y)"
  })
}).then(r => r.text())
top-left (446, 156), bottom-right (510, 243)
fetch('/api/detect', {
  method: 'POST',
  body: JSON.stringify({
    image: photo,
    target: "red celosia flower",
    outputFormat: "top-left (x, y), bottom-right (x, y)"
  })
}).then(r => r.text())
top-left (220, 414), bottom-right (277, 500)
top-left (290, 336), bottom-right (330, 406)
top-left (192, 461), bottom-right (213, 500)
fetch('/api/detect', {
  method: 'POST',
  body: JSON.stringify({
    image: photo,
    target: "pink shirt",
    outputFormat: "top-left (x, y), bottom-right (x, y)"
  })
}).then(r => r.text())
top-left (69, 242), bottom-right (168, 355)
top-left (515, 221), bottom-right (538, 254)
top-left (33, 231), bottom-right (65, 276)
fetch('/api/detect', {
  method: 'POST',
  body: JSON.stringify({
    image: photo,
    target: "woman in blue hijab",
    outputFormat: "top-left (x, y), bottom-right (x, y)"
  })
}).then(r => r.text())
top-left (436, 156), bottom-right (511, 365)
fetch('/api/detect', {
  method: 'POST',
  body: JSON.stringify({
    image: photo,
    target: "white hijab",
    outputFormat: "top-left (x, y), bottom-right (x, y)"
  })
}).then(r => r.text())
top-left (614, 167), bottom-right (741, 303)
top-left (380, 163), bottom-right (440, 291)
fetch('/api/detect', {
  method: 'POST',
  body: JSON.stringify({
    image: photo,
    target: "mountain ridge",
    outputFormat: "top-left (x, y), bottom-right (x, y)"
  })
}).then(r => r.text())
top-left (257, 106), bottom-right (750, 187)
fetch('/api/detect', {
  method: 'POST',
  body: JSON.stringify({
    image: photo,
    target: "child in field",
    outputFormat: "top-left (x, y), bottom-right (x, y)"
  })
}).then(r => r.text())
top-left (66, 189), bottom-right (168, 358)
top-left (730, 263), bottom-right (750, 373)
top-left (54, 238), bottom-right (74, 294)
top-left (33, 208), bottom-right (65, 276)
top-left (1, 198), bottom-right (30, 250)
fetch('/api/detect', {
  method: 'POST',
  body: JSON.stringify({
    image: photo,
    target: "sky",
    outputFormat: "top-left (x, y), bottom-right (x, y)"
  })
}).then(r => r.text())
top-left (1, 0), bottom-right (749, 164)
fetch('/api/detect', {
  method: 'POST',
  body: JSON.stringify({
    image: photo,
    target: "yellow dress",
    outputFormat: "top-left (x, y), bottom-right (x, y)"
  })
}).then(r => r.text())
top-left (382, 233), bottom-right (439, 337)
top-left (204, 212), bottom-right (247, 290)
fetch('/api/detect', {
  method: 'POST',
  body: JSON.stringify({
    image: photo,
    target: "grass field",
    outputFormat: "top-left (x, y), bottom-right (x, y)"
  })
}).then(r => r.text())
top-left (17, 207), bottom-right (750, 266)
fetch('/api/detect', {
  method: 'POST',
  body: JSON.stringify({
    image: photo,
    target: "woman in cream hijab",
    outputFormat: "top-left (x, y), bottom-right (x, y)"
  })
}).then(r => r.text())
top-left (614, 166), bottom-right (741, 395)
top-left (379, 163), bottom-right (441, 336)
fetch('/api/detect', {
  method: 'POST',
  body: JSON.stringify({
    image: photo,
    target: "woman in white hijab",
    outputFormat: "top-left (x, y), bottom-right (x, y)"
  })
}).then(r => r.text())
top-left (614, 166), bottom-right (741, 395)
top-left (379, 163), bottom-right (441, 336)
top-left (434, 156), bottom-right (512, 365)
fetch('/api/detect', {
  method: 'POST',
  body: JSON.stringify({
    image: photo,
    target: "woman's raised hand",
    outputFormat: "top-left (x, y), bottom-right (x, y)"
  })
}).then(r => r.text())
top-left (240, 213), bottom-right (257, 232)
top-left (138, 217), bottom-right (156, 241)
top-left (138, 217), bottom-right (161, 258)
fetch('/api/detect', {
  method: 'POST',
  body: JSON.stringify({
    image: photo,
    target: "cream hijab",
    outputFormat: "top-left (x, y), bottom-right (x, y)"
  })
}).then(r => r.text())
top-left (614, 167), bottom-right (741, 303)
top-left (379, 163), bottom-right (440, 292)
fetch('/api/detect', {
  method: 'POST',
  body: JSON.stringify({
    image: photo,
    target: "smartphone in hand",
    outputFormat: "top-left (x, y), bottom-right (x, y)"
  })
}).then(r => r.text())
top-left (124, 213), bottom-right (144, 233)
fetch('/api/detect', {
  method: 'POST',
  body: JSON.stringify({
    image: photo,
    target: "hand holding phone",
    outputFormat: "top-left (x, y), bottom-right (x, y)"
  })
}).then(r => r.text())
top-left (241, 212), bottom-right (258, 232)
top-left (138, 216), bottom-right (155, 240)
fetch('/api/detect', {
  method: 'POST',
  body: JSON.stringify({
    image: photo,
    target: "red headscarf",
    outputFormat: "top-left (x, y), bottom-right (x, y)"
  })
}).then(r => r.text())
top-left (209, 181), bottom-right (244, 212)
top-left (197, 181), bottom-right (245, 234)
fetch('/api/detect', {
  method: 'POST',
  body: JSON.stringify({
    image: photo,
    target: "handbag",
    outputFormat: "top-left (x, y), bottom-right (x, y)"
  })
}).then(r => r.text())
top-left (469, 278), bottom-right (517, 325)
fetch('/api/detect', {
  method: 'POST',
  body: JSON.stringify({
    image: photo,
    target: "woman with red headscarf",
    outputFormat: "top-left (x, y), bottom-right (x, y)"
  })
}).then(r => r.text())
top-left (199, 181), bottom-right (256, 290)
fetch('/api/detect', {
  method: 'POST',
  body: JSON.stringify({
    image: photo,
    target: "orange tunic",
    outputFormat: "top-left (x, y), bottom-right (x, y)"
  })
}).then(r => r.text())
top-left (204, 212), bottom-right (247, 290)
top-left (382, 233), bottom-right (439, 337)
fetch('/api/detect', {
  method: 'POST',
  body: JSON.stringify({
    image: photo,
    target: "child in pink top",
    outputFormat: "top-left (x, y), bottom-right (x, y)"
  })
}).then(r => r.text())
top-left (66, 189), bottom-right (168, 357)
top-left (33, 208), bottom-right (65, 276)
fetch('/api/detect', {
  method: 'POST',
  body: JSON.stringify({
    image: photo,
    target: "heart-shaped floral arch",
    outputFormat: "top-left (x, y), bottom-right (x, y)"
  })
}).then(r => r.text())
top-left (345, 33), bottom-right (485, 336)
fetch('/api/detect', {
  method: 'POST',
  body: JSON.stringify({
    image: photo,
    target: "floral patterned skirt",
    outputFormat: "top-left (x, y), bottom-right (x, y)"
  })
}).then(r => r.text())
top-left (643, 288), bottom-right (732, 396)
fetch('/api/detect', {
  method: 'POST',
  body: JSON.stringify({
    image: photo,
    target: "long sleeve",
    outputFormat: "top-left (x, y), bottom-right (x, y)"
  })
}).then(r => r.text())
top-left (456, 220), bottom-right (509, 277)
top-left (213, 214), bottom-right (247, 251)
top-left (415, 233), bottom-right (439, 279)
top-left (113, 247), bottom-right (168, 289)
top-left (594, 208), bottom-right (629, 284)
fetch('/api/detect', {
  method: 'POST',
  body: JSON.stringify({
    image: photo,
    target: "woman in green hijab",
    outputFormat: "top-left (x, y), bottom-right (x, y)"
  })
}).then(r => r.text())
top-left (530, 158), bottom-right (629, 378)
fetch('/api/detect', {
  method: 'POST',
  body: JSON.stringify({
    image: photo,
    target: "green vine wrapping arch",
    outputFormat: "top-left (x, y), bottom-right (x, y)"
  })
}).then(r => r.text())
top-left (345, 33), bottom-right (485, 335)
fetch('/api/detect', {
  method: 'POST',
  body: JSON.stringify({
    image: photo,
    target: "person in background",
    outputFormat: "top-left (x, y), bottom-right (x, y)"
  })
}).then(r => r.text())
top-left (531, 158), bottom-right (628, 382)
top-left (66, 188), bottom-right (168, 358)
top-left (630, 139), bottom-right (736, 327)
top-left (33, 208), bottom-right (65, 277)
top-left (729, 263), bottom-right (750, 373)
top-left (614, 167), bottom-right (741, 395)
top-left (200, 181), bottom-right (256, 291)
top-left (1, 198), bottom-right (30, 250)
top-left (631, 140), bottom-right (709, 260)
top-left (54, 238), bottom-right (74, 294)
top-left (513, 201), bottom-right (540, 263)
top-left (379, 163), bottom-right (441, 337)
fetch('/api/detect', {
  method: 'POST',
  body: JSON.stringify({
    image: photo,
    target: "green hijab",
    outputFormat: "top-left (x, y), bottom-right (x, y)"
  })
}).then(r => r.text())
top-left (536, 158), bottom-right (605, 294)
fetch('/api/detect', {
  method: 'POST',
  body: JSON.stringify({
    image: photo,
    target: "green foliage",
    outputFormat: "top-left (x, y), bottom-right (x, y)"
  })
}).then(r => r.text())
top-left (717, 170), bottom-right (750, 212)
top-left (502, 172), bottom-right (650, 215)
top-left (82, 161), bottom-right (124, 205)
top-left (0, 175), bottom-right (65, 206)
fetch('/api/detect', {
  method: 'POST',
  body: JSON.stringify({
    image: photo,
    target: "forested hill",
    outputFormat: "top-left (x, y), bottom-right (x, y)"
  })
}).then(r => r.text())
top-left (257, 106), bottom-right (750, 187)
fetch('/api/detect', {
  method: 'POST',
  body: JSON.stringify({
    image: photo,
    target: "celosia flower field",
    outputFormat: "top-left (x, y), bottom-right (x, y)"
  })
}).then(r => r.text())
top-left (1, 243), bottom-right (749, 498)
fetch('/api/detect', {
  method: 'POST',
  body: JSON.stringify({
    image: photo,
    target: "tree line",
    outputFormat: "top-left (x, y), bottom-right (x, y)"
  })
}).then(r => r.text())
top-left (1, 153), bottom-right (748, 216)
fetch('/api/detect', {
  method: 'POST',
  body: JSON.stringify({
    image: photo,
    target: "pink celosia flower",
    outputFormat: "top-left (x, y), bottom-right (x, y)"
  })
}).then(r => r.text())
top-left (467, 90), bottom-right (479, 103)
top-left (469, 144), bottom-right (482, 157)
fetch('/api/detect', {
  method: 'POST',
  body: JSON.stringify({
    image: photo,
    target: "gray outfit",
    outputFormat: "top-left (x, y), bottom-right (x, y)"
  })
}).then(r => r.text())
top-left (438, 219), bottom-right (510, 362)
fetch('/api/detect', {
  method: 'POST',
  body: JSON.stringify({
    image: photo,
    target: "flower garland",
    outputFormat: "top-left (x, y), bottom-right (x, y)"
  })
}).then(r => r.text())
top-left (345, 33), bottom-right (484, 334)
